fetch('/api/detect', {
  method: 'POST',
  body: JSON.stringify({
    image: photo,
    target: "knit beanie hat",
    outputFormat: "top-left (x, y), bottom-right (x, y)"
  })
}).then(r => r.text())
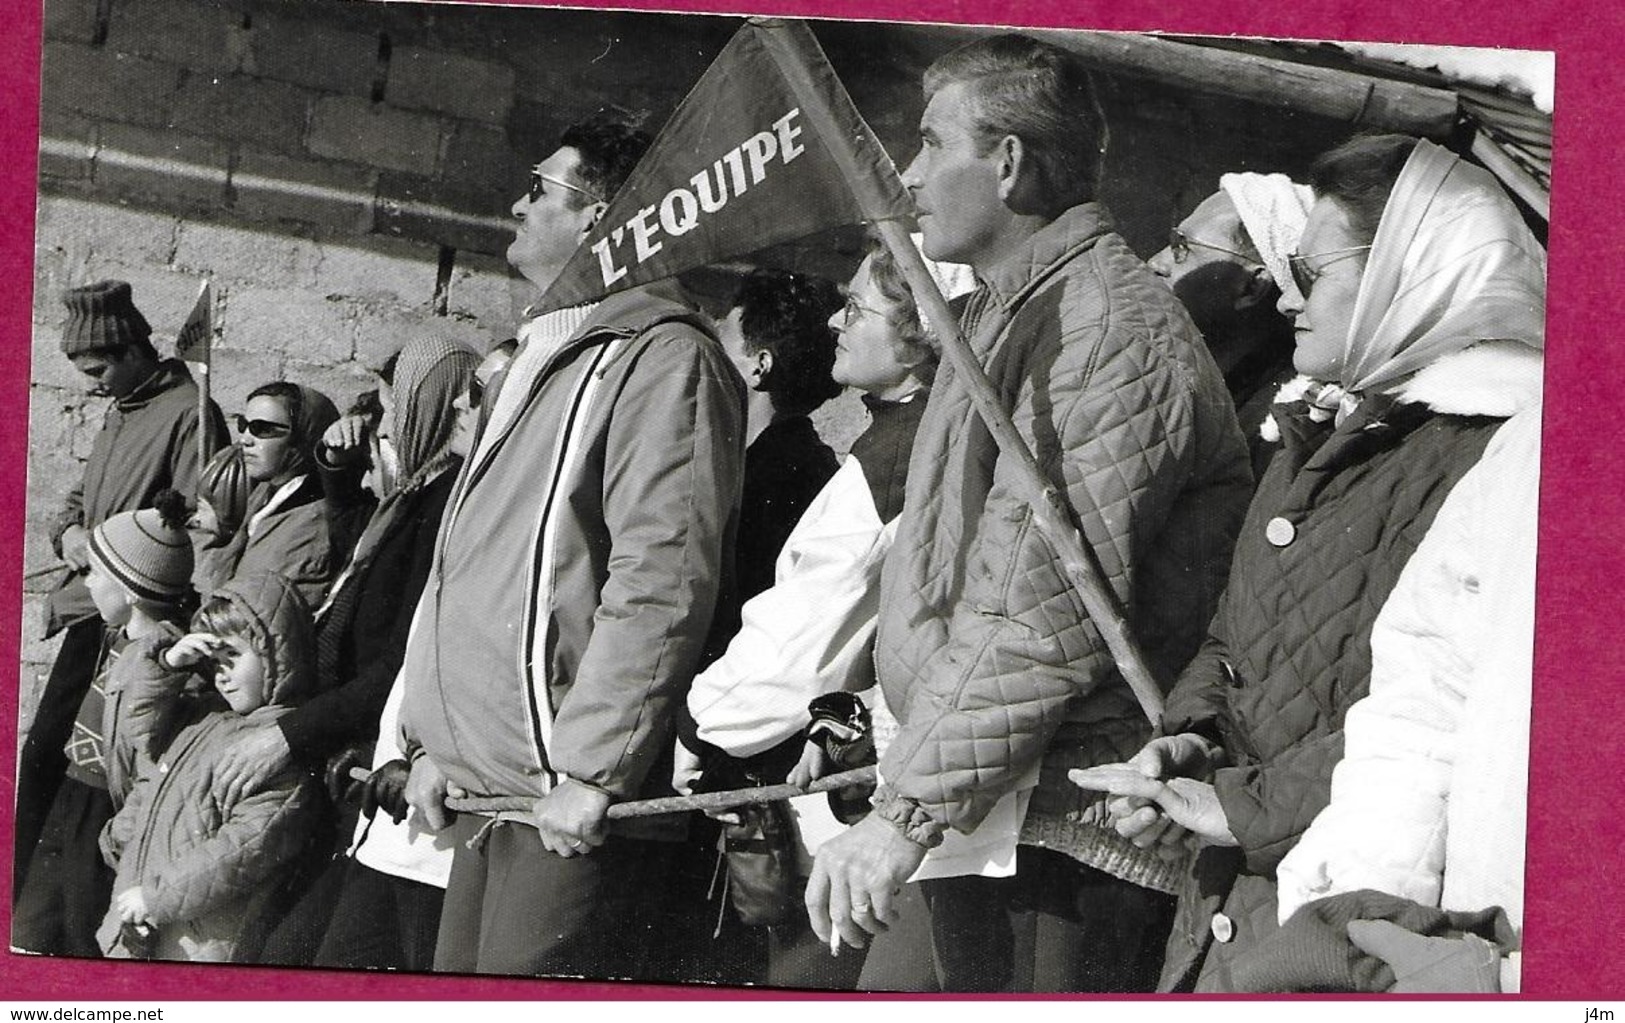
top-left (87, 490), bottom-right (194, 602)
top-left (197, 444), bottom-right (251, 539)
top-left (61, 280), bottom-right (153, 356)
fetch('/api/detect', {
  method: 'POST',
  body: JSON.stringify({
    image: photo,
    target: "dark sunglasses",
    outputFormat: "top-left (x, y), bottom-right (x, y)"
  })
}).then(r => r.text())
top-left (234, 414), bottom-right (293, 440)
top-left (1167, 228), bottom-right (1256, 266)
top-left (528, 169), bottom-right (600, 205)
top-left (1287, 245), bottom-right (1373, 300)
top-left (465, 377), bottom-right (485, 408)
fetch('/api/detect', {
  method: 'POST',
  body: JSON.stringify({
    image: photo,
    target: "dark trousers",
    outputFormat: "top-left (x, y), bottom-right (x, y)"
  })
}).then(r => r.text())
top-left (919, 846), bottom-right (1176, 993)
top-left (11, 776), bottom-right (116, 957)
top-left (853, 881), bottom-right (938, 992)
top-left (433, 816), bottom-right (673, 978)
top-left (314, 859), bottom-right (444, 972)
top-left (14, 619), bottom-right (106, 892)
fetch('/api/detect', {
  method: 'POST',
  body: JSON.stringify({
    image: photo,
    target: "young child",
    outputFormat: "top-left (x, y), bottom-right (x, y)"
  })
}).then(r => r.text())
top-left (95, 570), bottom-right (323, 962)
top-left (189, 444), bottom-right (250, 595)
top-left (11, 491), bottom-right (194, 957)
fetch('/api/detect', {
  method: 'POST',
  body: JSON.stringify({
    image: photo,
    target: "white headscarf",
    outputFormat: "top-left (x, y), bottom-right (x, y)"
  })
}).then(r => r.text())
top-left (1340, 139), bottom-right (1546, 397)
top-left (1220, 172), bottom-right (1315, 308)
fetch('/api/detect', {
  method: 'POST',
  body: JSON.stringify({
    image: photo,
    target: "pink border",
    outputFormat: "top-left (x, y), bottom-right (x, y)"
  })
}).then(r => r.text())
top-left (2, 0), bottom-right (1615, 1001)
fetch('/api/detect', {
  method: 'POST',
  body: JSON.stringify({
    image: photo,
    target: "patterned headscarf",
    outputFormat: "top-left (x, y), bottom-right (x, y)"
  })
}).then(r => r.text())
top-left (387, 336), bottom-right (479, 483)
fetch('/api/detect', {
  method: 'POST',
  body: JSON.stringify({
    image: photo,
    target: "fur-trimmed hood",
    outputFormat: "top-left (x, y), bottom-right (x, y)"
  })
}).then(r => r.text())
top-left (1262, 339), bottom-right (1542, 442)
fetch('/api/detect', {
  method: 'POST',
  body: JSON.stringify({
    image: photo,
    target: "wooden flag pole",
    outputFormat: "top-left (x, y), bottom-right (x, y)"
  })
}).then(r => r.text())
top-left (870, 222), bottom-right (1166, 727)
top-left (758, 19), bottom-right (1164, 727)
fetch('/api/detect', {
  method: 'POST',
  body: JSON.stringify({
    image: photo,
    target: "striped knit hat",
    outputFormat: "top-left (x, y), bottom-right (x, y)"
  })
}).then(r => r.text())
top-left (61, 280), bottom-right (152, 356)
top-left (87, 490), bottom-right (194, 602)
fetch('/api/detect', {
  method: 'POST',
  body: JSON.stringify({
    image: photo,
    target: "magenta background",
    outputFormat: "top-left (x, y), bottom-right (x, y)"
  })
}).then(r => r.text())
top-left (0, 0), bottom-right (1615, 1000)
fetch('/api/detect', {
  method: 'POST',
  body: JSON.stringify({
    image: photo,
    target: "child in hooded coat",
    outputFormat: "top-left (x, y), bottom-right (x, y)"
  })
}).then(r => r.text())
top-left (96, 571), bottom-right (323, 962)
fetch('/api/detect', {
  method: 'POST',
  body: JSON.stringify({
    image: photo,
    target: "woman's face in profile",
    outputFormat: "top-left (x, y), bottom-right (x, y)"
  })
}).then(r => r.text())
top-left (1283, 198), bottom-right (1368, 379)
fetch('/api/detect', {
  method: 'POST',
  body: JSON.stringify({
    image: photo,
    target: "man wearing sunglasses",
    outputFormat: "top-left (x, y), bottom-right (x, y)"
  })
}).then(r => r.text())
top-left (17, 280), bottom-right (226, 901)
top-left (398, 114), bottom-right (744, 979)
top-left (1147, 173), bottom-right (1313, 481)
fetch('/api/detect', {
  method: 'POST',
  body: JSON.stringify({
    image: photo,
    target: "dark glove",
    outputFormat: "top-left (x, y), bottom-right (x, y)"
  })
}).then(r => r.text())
top-left (324, 742), bottom-right (374, 805)
top-left (806, 692), bottom-right (875, 825)
top-left (362, 759), bottom-right (412, 824)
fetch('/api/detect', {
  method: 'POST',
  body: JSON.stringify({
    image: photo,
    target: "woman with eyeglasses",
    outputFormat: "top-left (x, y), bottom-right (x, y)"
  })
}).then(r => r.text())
top-left (1069, 134), bottom-right (1545, 992)
top-left (213, 338), bottom-right (480, 966)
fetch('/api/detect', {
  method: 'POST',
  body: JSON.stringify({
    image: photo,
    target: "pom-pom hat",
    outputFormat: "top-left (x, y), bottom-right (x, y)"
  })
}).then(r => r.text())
top-left (87, 491), bottom-right (194, 602)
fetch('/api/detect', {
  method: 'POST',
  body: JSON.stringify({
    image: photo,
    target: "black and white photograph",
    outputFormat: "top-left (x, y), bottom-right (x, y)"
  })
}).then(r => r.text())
top-left (9, 0), bottom-right (1554, 996)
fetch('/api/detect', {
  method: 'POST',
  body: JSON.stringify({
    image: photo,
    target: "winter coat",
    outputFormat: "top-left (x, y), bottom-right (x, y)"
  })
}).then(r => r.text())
top-left (47, 359), bottom-right (226, 634)
top-left (224, 471), bottom-right (366, 612)
top-left (1156, 342), bottom-right (1543, 992)
top-left (1273, 406), bottom-right (1540, 942)
top-left (97, 572), bottom-right (322, 962)
top-left (707, 414), bottom-right (839, 655)
top-left (871, 202), bottom-right (1252, 887)
top-left (400, 283), bottom-right (745, 841)
top-left (278, 463), bottom-right (457, 768)
top-left (679, 393), bottom-right (927, 781)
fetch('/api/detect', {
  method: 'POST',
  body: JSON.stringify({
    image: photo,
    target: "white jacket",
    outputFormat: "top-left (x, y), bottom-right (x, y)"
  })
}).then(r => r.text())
top-left (1275, 405), bottom-right (1540, 939)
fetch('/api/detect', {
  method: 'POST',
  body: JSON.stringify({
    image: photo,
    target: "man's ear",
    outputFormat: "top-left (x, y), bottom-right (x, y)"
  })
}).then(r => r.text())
top-left (1234, 264), bottom-right (1276, 312)
top-left (581, 200), bottom-right (609, 236)
top-left (995, 134), bottom-right (1024, 203)
top-left (752, 348), bottom-right (774, 386)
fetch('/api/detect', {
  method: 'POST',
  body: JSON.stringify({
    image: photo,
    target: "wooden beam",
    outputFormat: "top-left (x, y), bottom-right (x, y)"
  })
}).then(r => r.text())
top-left (1028, 31), bottom-right (1462, 138)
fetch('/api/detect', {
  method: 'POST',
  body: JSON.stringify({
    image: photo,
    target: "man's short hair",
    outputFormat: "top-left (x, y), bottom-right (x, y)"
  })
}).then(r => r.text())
top-left (1308, 134), bottom-right (1421, 247)
top-left (923, 34), bottom-right (1106, 215)
top-left (558, 115), bottom-right (653, 210)
top-left (733, 269), bottom-right (843, 416)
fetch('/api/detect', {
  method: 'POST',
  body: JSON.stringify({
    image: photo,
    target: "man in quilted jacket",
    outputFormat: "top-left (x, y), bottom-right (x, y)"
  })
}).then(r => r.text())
top-left (804, 34), bottom-right (1252, 991)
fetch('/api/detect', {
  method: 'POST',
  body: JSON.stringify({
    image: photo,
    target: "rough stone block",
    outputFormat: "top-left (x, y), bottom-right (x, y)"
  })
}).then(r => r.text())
top-left (207, 344), bottom-right (286, 413)
top-left (354, 309), bottom-right (488, 369)
top-left (95, 123), bottom-right (231, 210)
top-left (307, 95), bottom-right (444, 178)
top-left (387, 46), bottom-right (514, 126)
top-left (221, 284), bottom-right (353, 364)
top-left (247, 13), bottom-right (378, 97)
top-left (443, 120), bottom-right (525, 197)
top-left (106, 0), bottom-right (248, 73)
top-left (445, 251), bottom-right (526, 335)
top-left (35, 195), bottom-right (178, 272)
top-left (38, 109), bottom-right (97, 183)
top-left (173, 219), bottom-right (322, 290)
top-left (42, 43), bottom-right (182, 128)
top-left (282, 356), bottom-right (377, 416)
top-left (231, 149), bottom-right (376, 234)
top-left (313, 234), bottom-right (439, 307)
top-left (168, 73), bottom-right (315, 155)
top-left (375, 171), bottom-right (510, 256)
top-left (43, 0), bottom-right (101, 45)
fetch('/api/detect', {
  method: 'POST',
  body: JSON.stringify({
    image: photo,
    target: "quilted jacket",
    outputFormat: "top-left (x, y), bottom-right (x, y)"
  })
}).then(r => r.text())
top-left (97, 572), bottom-right (322, 962)
top-left (1156, 341), bottom-right (1542, 992)
top-left (871, 202), bottom-right (1252, 884)
top-left (400, 283), bottom-right (744, 843)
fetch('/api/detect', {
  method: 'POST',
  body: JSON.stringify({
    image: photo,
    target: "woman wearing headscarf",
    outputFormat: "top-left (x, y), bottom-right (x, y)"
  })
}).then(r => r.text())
top-left (190, 443), bottom-right (251, 595)
top-left (1069, 135), bottom-right (1545, 993)
top-left (221, 381), bottom-right (349, 612)
top-left (213, 338), bottom-right (478, 963)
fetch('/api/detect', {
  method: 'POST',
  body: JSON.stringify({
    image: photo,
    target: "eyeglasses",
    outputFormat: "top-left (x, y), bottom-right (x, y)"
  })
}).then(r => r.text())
top-left (528, 168), bottom-right (601, 205)
top-left (1288, 245), bottom-right (1374, 299)
top-left (1168, 228), bottom-right (1258, 266)
top-left (838, 293), bottom-right (899, 327)
top-left (234, 414), bottom-right (293, 440)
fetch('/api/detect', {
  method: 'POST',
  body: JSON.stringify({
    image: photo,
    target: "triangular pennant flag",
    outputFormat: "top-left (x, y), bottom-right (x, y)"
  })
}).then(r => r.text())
top-left (536, 18), bottom-right (914, 313)
top-left (175, 278), bottom-right (213, 365)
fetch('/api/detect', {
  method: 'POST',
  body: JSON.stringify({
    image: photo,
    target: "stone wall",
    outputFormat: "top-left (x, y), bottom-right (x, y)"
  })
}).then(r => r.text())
top-left (21, 0), bottom-right (1356, 721)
